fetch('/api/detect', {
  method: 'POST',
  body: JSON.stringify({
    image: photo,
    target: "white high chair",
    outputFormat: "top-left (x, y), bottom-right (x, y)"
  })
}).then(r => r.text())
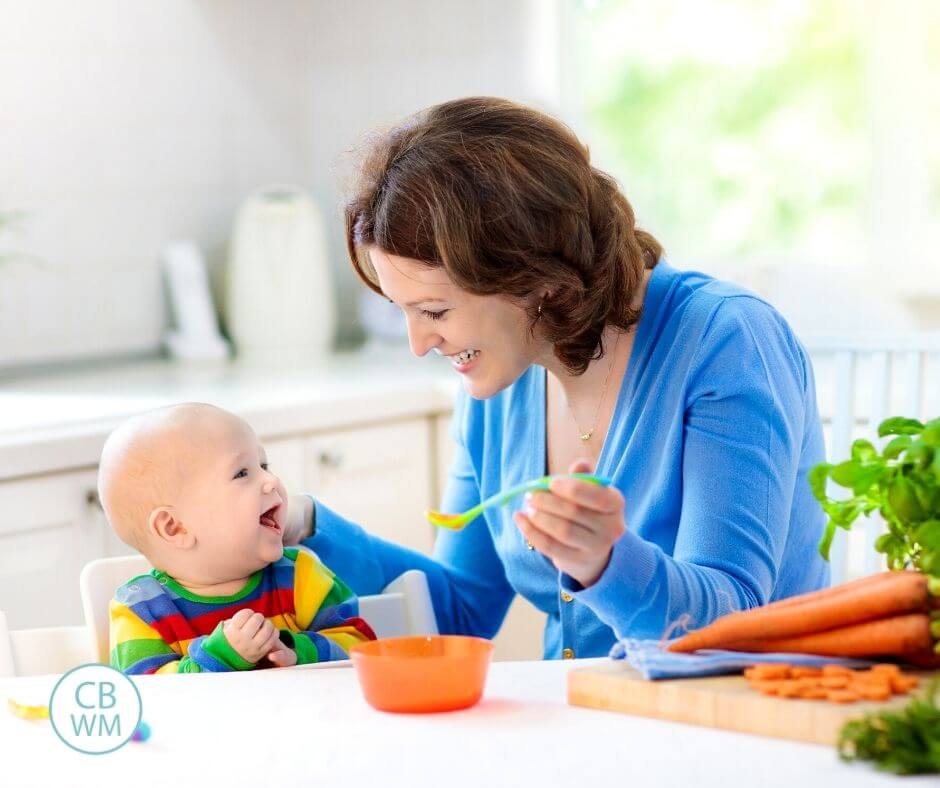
top-left (79, 554), bottom-right (438, 665)
top-left (0, 610), bottom-right (96, 678)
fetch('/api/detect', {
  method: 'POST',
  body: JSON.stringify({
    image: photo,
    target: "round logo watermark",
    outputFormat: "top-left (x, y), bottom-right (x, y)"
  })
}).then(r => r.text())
top-left (48, 664), bottom-right (142, 754)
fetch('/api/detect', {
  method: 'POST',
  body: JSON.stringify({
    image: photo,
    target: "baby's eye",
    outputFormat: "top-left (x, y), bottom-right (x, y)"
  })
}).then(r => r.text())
top-left (422, 309), bottom-right (448, 321)
top-left (261, 463), bottom-right (269, 472)
top-left (233, 468), bottom-right (248, 480)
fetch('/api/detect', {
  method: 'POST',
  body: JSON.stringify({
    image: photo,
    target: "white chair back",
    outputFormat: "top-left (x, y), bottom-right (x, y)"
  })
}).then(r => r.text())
top-left (804, 332), bottom-right (940, 585)
top-left (80, 554), bottom-right (437, 666)
top-left (0, 609), bottom-right (96, 678)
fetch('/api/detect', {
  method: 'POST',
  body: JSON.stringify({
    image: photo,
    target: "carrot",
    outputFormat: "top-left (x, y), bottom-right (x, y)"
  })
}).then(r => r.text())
top-left (719, 613), bottom-right (934, 658)
top-left (743, 663), bottom-right (922, 705)
top-left (826, 689), bottom-right (860, 703)
top-left (854, 685), bottom-right (891, 701)
top-left (667, 571), bottom-right (930, 653)
top-left (746, 663), bottom-right (791, 680)
top-left (752, 571), bottom-right (898, 612)
top-left (869, 663), bottom-right (901, 676)
top-left (790, 666), bottom-right (822, 678)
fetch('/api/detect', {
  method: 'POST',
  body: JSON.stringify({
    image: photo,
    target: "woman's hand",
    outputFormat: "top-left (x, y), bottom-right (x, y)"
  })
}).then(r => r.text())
top-left (282, 494), bottom-right (314, 546)
top-left (513, 460), bottom-right (626, 588)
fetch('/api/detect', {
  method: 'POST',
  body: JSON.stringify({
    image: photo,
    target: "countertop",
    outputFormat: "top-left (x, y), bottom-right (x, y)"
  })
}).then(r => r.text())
top-left (0, 658), bottom-right (926, 788)
top-left (0, 345), bottom-right (458, 480)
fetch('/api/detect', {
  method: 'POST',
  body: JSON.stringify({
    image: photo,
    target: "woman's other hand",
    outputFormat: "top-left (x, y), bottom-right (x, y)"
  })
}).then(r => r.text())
top-left (513, 460), bottom-right (626, 588)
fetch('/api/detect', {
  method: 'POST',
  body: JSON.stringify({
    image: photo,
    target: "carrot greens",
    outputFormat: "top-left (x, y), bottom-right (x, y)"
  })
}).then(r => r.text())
top-left (810, 416), bottom-right (940, 587)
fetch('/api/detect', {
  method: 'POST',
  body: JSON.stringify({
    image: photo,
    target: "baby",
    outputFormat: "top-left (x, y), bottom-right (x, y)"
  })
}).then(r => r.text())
top-left (98, 402), bottom-right (375, 674)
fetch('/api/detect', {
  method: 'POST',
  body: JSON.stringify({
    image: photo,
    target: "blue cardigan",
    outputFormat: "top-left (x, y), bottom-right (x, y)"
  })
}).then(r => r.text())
top-left (306, 260), bottom-right (830, 659)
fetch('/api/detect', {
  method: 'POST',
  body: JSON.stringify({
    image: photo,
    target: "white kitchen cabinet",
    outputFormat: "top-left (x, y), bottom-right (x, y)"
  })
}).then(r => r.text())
top-left (0, 469), bottom-right (106, 628)
top-left (304, 418), bottom-right (435, 554)
top-left (262, 436), bottom-right (307, 498)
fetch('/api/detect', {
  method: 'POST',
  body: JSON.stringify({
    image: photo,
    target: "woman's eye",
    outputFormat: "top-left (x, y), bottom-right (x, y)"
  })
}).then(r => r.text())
top-left (234, 468), bottom-right (248, 479)
top-left (422, 309), bottom-right (448, 321)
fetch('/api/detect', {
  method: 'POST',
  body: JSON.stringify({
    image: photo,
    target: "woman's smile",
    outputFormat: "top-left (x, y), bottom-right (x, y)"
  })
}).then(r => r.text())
top-left (438, 347), bottom-right (481, 373)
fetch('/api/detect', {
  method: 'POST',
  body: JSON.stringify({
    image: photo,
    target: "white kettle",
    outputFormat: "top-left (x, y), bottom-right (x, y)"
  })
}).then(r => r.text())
top-left (226, 185), bottom-right (335, 362)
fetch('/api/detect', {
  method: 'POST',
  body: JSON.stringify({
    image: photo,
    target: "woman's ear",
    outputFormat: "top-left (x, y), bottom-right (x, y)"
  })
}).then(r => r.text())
top-left (148, 506), bottom-right (196, 549)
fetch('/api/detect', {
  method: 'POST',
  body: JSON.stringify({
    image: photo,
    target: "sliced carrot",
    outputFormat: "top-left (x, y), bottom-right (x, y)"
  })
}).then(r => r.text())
top-left (869, 663), bottom-right (901, 676)
top-left (746, 663), bottom-right (791, 680)
top-left (790, 666), bottom-right (822, 678)
top-left (668, 571), bottom-right (930, 653)
top-left (822, 664), bottom-right (853, 676)
top-left (855, 684), bottom-right (891, 701)
top-left (752, 680), bottom-right (781, 695)
top-left (826, 689), bottom-right (860, 703)
top-left (800, 686), bottom-right (829, 700)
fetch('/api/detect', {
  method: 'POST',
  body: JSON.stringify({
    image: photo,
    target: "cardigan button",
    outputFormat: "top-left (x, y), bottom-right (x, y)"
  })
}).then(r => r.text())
top-left (560, 591), bottom-right (573, 603)
top-left (562, 648), bottom-right (575, 659)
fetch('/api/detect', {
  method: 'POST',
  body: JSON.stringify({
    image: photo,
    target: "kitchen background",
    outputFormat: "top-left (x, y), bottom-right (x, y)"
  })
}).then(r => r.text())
top-left (1, 0), bottom-right (938, 373)
top-left (0, 1), bottom-right (939, 656)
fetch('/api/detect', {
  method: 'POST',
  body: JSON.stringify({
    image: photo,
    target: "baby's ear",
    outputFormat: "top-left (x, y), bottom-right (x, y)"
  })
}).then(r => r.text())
top-left (148, 507), bottom-right (195, 548)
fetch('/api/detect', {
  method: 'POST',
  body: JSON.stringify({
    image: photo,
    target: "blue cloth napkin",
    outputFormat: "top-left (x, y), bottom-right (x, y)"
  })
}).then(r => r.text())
top-left (610, 638), bottom-right (873, 680)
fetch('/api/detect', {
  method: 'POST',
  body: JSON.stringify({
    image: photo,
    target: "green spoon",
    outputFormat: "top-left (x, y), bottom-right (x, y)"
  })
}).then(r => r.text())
top-left (425, 472), bottom-right (612, 531)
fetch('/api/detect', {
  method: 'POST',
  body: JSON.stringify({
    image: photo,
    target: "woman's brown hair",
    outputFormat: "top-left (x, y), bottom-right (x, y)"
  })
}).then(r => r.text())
top-left (345, 96), bottom-right (662, 374)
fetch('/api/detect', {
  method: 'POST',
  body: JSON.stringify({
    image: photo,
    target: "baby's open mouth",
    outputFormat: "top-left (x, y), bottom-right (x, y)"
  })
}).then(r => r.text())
top-left (259, 504), bottom-right (282, 533)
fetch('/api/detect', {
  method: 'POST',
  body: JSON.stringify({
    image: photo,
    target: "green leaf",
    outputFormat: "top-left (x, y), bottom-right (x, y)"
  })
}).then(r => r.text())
top-left (904, 441), bottom-right (933, 470)
top-left (878, 416), bottom-right (925, 437)
top-left (874, 532), bottom-right (896, 552)
top-left (914, 482), bottom-right (940, 516)
top-left (837, 677), bottom-right (940, 774)
top-left (852, 467), bottom-right (885, 497)
top-left (850, 438), bottom-right (878, 462)
top-left (922, 422), bottom-right (940, 448)
top-left (883, 435), bottom-right (913, 459)
top-left (818, 519), bottom-right (836, 561)
top-left (914, 520), bottom-right (940, 551)
top-left (808, 462), bottom-right (832, 501)
top-left (830, 459), bottom-right (862, 488)
top-left (888, 476), bottom-right (927, 522)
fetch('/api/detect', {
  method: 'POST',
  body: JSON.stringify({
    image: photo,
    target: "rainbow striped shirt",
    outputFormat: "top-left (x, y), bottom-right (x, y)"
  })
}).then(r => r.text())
top-left (110, 546), bottom-right (375, 674)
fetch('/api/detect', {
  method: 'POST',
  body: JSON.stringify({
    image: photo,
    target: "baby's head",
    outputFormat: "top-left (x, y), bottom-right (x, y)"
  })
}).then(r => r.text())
top-left (97, 403), bottom-right (287, 582)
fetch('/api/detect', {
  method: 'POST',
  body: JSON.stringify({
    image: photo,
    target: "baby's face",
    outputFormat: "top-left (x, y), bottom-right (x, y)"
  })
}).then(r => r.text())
top-left (172, 414), bottom-right (288, 578)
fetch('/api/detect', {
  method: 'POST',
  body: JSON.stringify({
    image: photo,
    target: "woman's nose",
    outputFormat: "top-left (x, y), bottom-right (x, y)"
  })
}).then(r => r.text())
top-left (406, 318), bottom-right (441, 357)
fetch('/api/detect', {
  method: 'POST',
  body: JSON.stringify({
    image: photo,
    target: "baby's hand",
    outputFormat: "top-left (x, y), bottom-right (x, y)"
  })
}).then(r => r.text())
top-left (222, 609), bottom-right (280, 665)
top-left (265, 640), bottom-right (297, 668)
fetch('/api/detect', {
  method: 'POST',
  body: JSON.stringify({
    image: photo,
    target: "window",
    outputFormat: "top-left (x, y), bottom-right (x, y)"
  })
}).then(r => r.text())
top-left (567, 0), bottom-right (939, 299)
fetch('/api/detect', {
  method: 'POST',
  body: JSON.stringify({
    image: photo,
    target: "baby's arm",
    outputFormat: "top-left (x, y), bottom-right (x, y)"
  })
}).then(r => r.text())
top-left (280, 546), bottom-right (376, 665)
top-left (109, 600), bottom-right (278, 674)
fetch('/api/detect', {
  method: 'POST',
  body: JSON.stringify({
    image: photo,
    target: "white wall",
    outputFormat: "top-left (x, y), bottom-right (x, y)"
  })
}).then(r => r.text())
top-left (0, 0), bottom-right (549, 371)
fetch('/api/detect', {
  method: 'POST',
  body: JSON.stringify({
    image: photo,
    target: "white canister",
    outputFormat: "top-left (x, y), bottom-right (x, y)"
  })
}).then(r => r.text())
top-left (226, 185), bottom-right (335, 362)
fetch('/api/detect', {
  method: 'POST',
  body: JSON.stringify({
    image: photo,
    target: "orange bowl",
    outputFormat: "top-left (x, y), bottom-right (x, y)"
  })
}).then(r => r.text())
top-left (349, 635), bottom-right (494, 713)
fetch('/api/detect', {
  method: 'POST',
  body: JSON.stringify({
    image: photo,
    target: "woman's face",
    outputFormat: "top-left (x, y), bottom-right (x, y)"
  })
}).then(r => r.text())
top-left (368, 246), bottom-right (544, 399)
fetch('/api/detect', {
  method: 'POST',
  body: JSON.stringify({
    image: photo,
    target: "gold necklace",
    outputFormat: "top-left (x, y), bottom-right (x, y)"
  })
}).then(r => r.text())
top-left (566, 331), bottom-right (621, 442)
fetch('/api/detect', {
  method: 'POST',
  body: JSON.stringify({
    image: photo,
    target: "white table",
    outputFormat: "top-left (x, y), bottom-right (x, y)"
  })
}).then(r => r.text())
top-left (0, 659), bottom-right (930, 788)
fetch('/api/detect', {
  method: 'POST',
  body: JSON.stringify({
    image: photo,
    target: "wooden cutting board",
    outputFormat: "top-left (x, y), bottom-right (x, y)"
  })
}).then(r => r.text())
top-left (567, 661), bottom-right (938, 746)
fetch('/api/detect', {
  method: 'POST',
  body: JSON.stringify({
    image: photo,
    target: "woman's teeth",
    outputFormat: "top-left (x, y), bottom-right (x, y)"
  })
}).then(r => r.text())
top-left (451, 349), bottom-right (479, 366)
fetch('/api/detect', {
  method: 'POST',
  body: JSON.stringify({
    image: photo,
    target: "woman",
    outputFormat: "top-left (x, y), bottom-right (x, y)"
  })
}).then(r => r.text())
top-left (286, 97), bottom-right (829, 659)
